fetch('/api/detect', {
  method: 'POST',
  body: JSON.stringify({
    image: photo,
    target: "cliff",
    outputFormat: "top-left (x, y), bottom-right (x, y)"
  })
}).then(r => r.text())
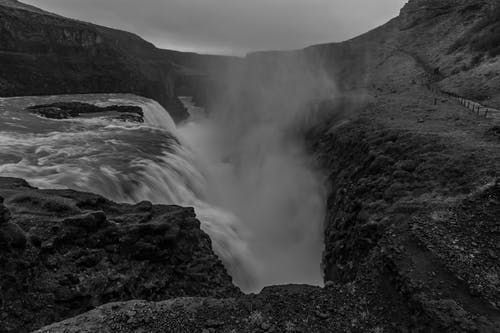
top-left (0, 0), bottom-right (235, 121)
top-left (0, 177), bottom-right (239, 332)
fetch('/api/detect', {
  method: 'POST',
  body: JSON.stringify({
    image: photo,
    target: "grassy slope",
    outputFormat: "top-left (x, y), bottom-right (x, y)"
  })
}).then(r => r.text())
top-left (299, 0), bottom-right (500, 330)
top-left (298, 0), bottom-right (500, 107)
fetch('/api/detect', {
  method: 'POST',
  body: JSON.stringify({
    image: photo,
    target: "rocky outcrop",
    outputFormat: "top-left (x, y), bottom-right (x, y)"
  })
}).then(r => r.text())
top-left (27, 102), bottom-right (144, 122)
top-left (0, 177), bottom-right (239, 333)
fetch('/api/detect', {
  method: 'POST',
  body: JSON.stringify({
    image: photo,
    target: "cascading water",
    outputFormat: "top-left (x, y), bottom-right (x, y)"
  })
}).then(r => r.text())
top-left (0, 94), bottom-right (255, 289)
top-left (0, 55), bottom-right (334, 292)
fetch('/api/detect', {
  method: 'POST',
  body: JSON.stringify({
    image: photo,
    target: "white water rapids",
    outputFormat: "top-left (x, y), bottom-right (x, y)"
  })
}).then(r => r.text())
top-left (0, 91), bottom-right (326, 292)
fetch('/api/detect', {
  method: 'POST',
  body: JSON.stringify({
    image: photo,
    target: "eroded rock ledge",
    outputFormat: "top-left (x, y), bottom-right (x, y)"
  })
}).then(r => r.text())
top-left (0, 177), bottom-right (239, 332)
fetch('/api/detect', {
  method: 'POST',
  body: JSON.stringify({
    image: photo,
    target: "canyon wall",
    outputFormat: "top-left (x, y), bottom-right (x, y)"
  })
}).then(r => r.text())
top-left (0, 0), bottom-right (237, 121)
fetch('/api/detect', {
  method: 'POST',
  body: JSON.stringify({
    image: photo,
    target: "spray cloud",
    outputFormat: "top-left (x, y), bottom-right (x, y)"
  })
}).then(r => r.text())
top-left (178, 51), bottom-right (337, 290)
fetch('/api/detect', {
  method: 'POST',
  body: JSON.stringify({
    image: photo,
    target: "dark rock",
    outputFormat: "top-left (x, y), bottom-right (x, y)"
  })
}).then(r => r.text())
top-left (29, 234), bottom-right (42, 247)
top-left (0, 176), bottom-right (239, 332)
top-left (0, 196), bottom-right (11, 224)
top-left (369, 155), bottom-right (394, 173)
top-left (205, 319), bottom-right (224, 328)
top-left (397, 160), bottom-right (418, 172)
top-left (62, 211), bottom-right (108, 231)
top-left (27, 102), bottom-right (145, 123)
top-left (0, 222), bottom-right (27, 250)
top-left (261, 322), bottom-right (271, 330)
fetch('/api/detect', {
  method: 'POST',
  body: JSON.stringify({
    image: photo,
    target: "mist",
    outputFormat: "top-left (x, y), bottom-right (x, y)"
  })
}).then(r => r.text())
top-left (177, 52), bottom-right (337, 290)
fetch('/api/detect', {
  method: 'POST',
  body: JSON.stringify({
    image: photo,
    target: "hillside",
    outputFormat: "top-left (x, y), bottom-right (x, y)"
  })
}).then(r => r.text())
top-left (301, 0), bottom-right (500, 107)
top-left (0, 0), bottom-right (236, 121)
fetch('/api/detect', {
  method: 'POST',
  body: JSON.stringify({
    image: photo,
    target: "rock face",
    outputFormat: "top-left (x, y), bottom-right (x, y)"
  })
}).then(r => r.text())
top-left (0, 177), bottom-right (239, 333)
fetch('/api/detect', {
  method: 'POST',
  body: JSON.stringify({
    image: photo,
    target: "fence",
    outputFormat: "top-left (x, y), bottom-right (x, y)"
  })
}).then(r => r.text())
top-left (428, 85), bottom-right (500, 120)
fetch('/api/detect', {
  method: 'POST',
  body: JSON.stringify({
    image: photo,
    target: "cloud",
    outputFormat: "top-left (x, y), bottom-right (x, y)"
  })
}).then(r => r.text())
top-left (23, 0), bottom-right (406, 55)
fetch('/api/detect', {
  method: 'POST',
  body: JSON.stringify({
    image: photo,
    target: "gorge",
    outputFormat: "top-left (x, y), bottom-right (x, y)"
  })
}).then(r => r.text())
top-left (1, 0), bottom-right (500, 332)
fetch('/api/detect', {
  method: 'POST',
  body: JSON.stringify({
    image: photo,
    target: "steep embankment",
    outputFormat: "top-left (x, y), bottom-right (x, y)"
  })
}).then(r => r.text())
top-left (0, 0), bottom-right (236, 121)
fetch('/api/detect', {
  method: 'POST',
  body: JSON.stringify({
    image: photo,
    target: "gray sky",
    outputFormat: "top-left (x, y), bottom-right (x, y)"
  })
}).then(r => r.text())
top-left (24, 0), bottom-right (406, 55)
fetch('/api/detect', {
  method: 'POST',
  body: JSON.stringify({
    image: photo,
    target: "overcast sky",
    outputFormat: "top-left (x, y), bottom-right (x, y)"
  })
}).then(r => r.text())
top-left (24, 0), bottom-right (406, 55)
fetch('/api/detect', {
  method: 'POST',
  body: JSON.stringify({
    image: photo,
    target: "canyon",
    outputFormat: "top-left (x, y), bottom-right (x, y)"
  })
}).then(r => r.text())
top-left (1, 0), bottom-right (500, 332)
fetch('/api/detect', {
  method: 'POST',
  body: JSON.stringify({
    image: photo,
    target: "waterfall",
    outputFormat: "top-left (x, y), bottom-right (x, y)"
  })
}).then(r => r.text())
top-left (140, 99), bottom-right (178, 133)
top-left (0, 94), bottom-right (256, 290)
top-left (0, 82), bottom-right (329, 292)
